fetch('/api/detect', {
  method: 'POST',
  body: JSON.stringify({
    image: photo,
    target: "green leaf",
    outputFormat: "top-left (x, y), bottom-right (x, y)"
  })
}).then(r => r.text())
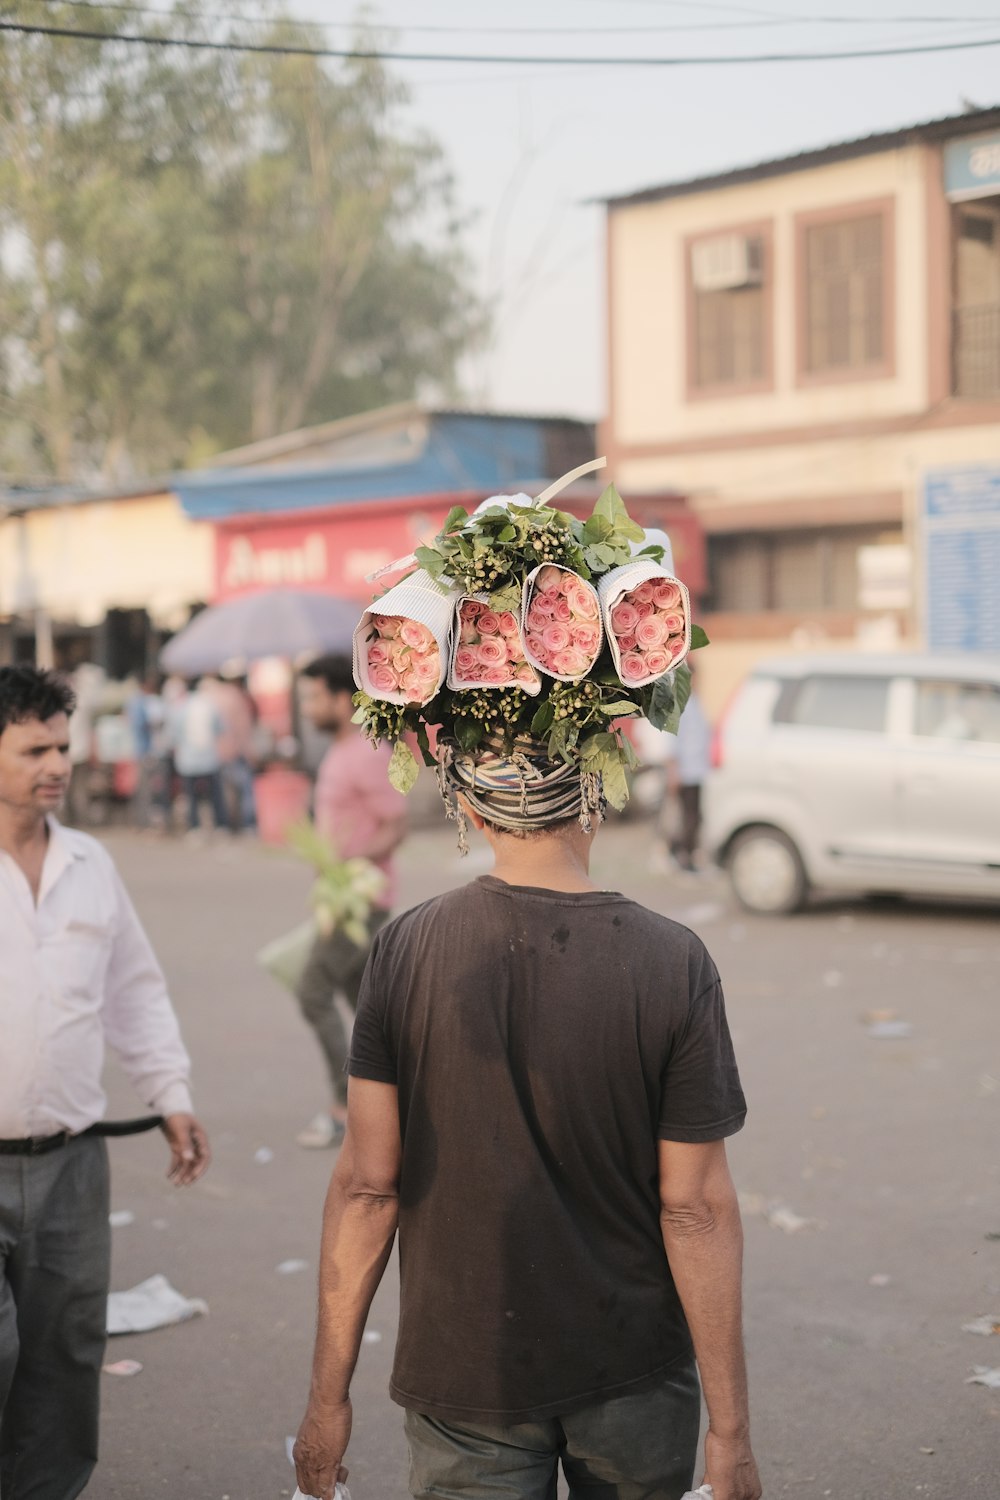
top-left (601, 753), bottom-right (630, 810)
top-left (387, 740), bottom-right (420, 795)
top-left (489, 581), bottom-right (522, 612)
top-left (645, 674), bottom-right (678, 732)
top-left (690, 623), bottom-right (710, 650)
top-left (443, 506), bottom-right (469, 533)
top-left (414, 546), bottom-right (445, 577)
top-left (637, 544), bottom-right (666, 563)
top-left (531, 701), bottom-right (555, 736)
top-left (455, 718), bottom-right (485, 752)
top-left (415, 720), bottom-right (436, 768)
top-left (497, 524), bottom-right (516, 543)
top-left (582, 514), bottom-right (613, 543)
top-left (600, 699), bottom-right (641, 717)
top-left (673, 662), bottom-right (693, 718)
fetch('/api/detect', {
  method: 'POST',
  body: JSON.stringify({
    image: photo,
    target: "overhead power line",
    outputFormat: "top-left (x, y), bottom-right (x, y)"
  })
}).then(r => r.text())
top-left (4, 16), bottom-right (1000, 66)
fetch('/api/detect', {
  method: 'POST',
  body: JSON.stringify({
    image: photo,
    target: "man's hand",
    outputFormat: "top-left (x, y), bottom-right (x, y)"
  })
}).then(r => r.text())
top-left (161, 1113), bottom-right (211, 1185)
top-left (703, 1428), bottom-right (762, 1500)
top-left (294, 1396), bottom-right (351, 1500)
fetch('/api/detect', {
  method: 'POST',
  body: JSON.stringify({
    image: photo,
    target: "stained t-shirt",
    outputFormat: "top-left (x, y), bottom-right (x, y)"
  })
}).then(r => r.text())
top-left (348, 874), bottom-right (746, 1424)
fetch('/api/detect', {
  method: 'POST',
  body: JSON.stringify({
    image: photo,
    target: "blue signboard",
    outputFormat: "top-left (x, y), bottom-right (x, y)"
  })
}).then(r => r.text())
top-left (944, 131), bottom-right (1000, 202)
top-left (923, 469), bottom-right (1000, 651)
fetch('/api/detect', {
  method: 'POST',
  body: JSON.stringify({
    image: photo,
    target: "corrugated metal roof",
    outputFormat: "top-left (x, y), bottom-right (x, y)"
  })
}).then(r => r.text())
top-left (604, 102), bottom-right (1000, 209)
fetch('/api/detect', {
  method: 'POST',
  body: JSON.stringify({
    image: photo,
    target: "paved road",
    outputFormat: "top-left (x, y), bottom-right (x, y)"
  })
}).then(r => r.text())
top-left (88, 821), bottom-right (1000, 1500)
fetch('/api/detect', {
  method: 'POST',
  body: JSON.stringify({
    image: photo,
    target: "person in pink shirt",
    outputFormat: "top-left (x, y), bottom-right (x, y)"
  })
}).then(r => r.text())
top-left (294, 655), bottom-right (407, 1149)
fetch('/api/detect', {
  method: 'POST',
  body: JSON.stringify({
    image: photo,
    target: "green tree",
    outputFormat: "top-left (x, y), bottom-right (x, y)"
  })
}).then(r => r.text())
top-left (0, 3), bottom-right (484, 480)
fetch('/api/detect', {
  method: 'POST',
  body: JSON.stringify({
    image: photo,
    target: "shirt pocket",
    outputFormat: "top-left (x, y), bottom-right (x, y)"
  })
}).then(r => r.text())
top-left (52, 918), bottom-right (114, 1007)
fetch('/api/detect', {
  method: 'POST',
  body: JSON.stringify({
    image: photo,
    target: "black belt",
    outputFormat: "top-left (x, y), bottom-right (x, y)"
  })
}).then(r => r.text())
top-left (0, 1116), bottom-right (164, 1157)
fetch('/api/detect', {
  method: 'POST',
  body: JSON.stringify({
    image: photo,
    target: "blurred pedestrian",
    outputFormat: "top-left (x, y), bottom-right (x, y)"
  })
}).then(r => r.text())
top-left (126, 675), bottom-right (169, 829)
top-left (205, 674), bottom-right (258, 834)
top-left (170, 677), bottom-right (228, 835)
top-left (655, 670), bottom-right (711, 875)
top-left (293, 655), bottom-right (407, 1150)
top-left (0, 665), bottom-right (210, 1500)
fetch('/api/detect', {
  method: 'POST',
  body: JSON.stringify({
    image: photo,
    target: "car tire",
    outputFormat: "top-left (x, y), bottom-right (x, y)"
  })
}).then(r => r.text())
top-left (727, 826), bottom-right (809, 916)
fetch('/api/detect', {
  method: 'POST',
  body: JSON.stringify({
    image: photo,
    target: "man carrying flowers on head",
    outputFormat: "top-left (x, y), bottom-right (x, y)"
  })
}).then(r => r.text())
top-left (294, 477), bottom-right (761, 1500)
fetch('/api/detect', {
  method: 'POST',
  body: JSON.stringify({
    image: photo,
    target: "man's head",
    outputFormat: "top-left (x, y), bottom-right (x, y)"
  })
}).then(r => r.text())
top-left (440, 734), bottom-right (605, 855)
top-left (298, 655), bottom-right (356, 733)
top-left (0, 667), bottom-right (77, 820)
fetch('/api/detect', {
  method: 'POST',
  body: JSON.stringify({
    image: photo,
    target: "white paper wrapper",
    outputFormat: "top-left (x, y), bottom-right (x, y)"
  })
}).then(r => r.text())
top-left (520, 564), bottom-right (604, 683)
top-left (353, 569), bottom-right (457, 706)
top-left (598, 559), bottom-right (691, 689)
top-left (630, 526), bottom-right (675, 575)
top-left (447, 593), bottom-right (541, 695)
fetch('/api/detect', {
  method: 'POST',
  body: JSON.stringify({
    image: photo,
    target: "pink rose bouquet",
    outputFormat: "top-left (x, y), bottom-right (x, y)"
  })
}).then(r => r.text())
top-left (366, 613), bottom-right (442, 704)
top-left (608, 576), bottom-right (688, 687)
top-left (449, 598), bottom-right (540, 693)
top-left (522, 565), bottom-right (603, 682)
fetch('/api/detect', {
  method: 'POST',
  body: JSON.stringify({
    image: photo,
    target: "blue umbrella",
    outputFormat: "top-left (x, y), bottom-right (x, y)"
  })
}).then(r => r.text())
top-left (160, 589), bottom-right (359, 675)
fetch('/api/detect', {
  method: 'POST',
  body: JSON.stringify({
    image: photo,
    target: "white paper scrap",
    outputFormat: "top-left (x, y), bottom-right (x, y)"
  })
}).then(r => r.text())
top-left (276, 1259), bottom-right (309, 1275)
top-left (967, 1366), bottom-right (1000, 1389)
top-left (109, 1210), bottom-right (135, 1228)
top-left (106, 1274), bottom-right (208, 1335)
top-left (292, 1487), bottom-right (351, 1500)
top-left (963, 1316), bottom-right (1000, 1336)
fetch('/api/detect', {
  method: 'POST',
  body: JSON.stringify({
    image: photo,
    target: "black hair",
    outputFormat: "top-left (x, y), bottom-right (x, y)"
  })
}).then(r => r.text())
top-left (0, 666), bottom-right (77, 737)
top-left (300, 654), bottom-right (355, 695)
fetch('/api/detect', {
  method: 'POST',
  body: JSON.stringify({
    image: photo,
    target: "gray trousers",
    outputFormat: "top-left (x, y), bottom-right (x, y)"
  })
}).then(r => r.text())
top-left (405, 1359), bottom-right (701, 1500)
top-left (295, 910), bottom-right (389, 1106)
top-left (0, 1138), bottom-right (111, 1500)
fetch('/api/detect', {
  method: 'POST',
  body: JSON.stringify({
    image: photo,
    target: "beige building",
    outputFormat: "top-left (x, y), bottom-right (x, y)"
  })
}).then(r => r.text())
top-left (604, 105), bottom-right (1000, 711)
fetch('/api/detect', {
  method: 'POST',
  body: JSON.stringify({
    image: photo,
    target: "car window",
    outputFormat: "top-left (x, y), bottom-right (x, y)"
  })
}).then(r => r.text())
top-left (914, 680), bottom-right (1000, 745)
top-left (774, 674), bottom-right (890, 733)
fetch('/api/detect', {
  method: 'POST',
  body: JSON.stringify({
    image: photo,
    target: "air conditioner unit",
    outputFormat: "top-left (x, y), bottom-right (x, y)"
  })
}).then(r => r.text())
top-left (691, 234), bottom-right (763, 292)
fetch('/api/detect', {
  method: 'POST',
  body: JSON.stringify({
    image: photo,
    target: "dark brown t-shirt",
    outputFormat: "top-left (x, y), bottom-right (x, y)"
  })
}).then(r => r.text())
top-left (349, 874), bottom-right (746, 1424)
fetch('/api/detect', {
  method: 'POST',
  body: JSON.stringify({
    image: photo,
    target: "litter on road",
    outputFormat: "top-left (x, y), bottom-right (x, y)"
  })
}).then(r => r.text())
top-left (868, 1274), bottom-right (892, 1287)
top-left (962, 1315), bottom-right (1000, 1336)
top-left (276, 1259), bottom-right (309, 1275)
top-left (108, 1210), bottom-right (135, 1228)
top-left (738, 1194), bottom-right (817, 1233)
top-left (867, 1020), bottom-right (914, 1040)
top-left (966, 1366), bottom-right (1000, 1389)
top-left (107, 1274), bottom-right (208, 1335)
top-left (362, 1329), bottom-right (382, 1344)
top-left (102, 1360), bottom-right (142, 1377)
top-left (254, 1147), bottom-right (275, 1164)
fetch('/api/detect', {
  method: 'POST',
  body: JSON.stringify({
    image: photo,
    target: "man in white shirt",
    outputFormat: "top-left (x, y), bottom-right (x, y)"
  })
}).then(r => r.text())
top-left (0, 666), bottom-right (210, 1500)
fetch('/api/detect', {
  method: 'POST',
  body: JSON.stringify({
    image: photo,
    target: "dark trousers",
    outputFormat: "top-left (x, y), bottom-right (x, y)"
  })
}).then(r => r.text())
top-left (0, 1138), bottom-right (111, 1500)
top-left (404, 1359), bottom-right (701, 1500)
top-left (181, 770), bottom-right (228, 831)
top-left (669, 785), bottom-right (702, 868)
top-left (295, 910), bottom-right (389, 1106)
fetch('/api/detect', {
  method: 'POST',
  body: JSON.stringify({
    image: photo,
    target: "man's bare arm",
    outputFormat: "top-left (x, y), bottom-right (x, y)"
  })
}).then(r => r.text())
top-left (658, 1137), bottom-right (761, 1500)
top-left (294, 1079), bottom-right (401, 1500)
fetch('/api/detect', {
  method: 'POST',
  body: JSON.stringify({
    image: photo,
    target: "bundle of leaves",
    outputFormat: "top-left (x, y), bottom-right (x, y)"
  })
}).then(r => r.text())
top-left (285, 821), bottom-right (387, 945)
top-left (353, 485), bottom-right (708, 807)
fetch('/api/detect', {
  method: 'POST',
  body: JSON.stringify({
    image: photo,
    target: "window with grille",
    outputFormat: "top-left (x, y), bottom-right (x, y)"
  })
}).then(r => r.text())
top-left (690, 235), bottom-right (768, 389)
top-left (803, 213), bottom-right (887, 374)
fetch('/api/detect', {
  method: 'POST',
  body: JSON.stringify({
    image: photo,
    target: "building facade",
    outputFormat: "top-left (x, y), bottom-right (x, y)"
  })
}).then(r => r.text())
top-left (603, 106), bottom-right (1000, 710)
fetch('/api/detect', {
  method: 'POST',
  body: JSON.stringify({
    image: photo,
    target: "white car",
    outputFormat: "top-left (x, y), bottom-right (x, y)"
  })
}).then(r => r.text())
top-left (703, 652), bottom-right (1000, 914)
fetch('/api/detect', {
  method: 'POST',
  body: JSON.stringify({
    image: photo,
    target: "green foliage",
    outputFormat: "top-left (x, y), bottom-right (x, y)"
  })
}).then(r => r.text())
top-left (690, 624), bottom-right (711, 650)
top-left (285, 820), bottom-right (386, 945)
top-left (388, 740), bottom-right (420, 795)
top-left (0, 3), bottom-right (485, 479)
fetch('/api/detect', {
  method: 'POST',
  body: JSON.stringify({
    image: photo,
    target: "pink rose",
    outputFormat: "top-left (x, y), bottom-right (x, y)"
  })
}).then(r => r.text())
top-left (567, 585), bottom-right (599, 621)
top-left (496, 611), bottom-right (519, 637)
top-left (541, 622), bottom-right (571, 654)
top-left (661, 610), bottom-right (685, 636)
top-left (413, 653), bottom-right (441, 686)
top-left (611, 602), bottom-right (640, 634)
top-left (369, 663), bottom-right (400, 693)
top-left (634, 600), bottom-right (654, 620)
top-left (506, 636), bottom-right (525, 662)
top-left (481, 663), bottom-right (512, 685)
top-left (635, 615), bottom-right (668, 649)
top-left (617, 632), bottom-right (637, 652)
top-left (554, 596), bottom-right (573, 624)
top-left (572, 623), bottom-right (601, 656)
top-left (367, 640), bottom-right (391, 666)
top-left (400, 669), bottom-right (426, 701)
top-left (514, 662), bottom-right (538, 685)
top-left (390, 642), bottom-right (411, 670)
top-left (557, 573), bottom-right (574, 596)
top-left (535, 566), bottom-right (564, 593)
top-left (526, 634), bottom-right (546, 660)
top-left (463, 599), bottom-right (484, 620)
top-left (643, 649), bottom-right (671, 677)
top-left (531, 591), bottom-right (556, 618)
top-left (478, 637), bottom-right (507, 666)
top-left (372, 614), bottom-right (401, 639)
top-left (652, 581), bottom-right (682, 610)
top-left (620, 653), bottom-right (647, 683)
top-left (400, 619), bottom-right (434, 650)
top-left (478, 609), bottom-right (501, 636)
top-left (551, 647), bottom-right (590, 678)
top-left (455, 646), bottom-right (479, 678)
top-left (633, 582), bottom-right (655, 605)
top-left (526, 606), bottom-right (548, 633)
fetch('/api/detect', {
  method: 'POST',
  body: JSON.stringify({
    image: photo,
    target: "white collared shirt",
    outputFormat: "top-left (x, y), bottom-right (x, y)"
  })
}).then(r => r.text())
top-left (0, 819), bottom-right (193, 1138)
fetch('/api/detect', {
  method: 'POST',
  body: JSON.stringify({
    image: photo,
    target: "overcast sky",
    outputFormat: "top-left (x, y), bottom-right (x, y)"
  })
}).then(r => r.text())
top-left (301, 1), bottom-right (1000, 421)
